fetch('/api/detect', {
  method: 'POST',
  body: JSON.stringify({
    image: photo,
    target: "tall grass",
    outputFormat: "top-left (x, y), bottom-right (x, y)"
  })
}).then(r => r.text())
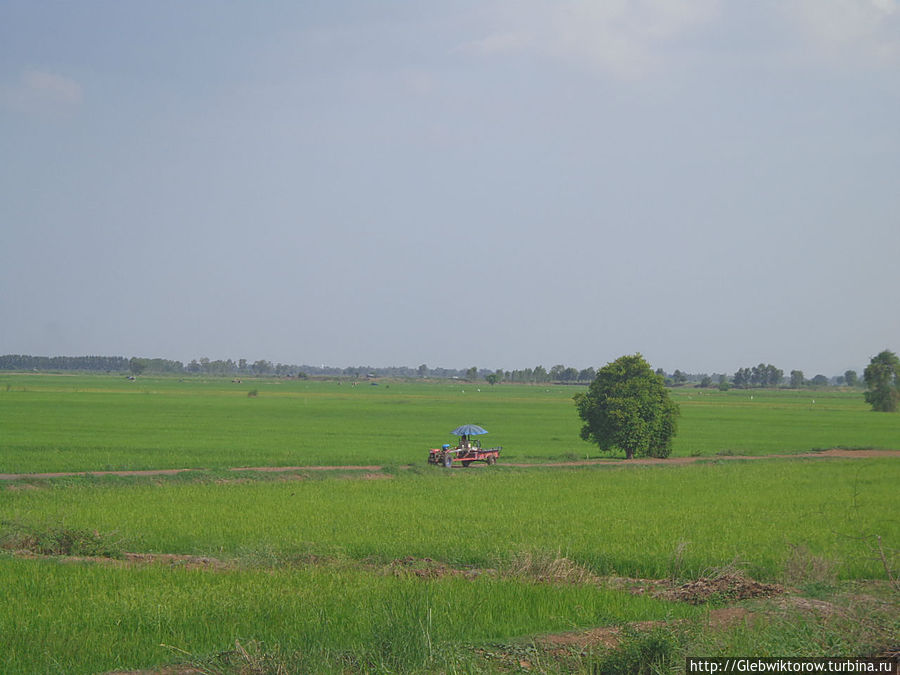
top-left (0, 556), bottom-right (698, 674)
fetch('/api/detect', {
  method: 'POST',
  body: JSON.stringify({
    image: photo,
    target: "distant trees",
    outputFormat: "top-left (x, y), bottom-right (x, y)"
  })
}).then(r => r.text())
top-left (574, 354), bottom-right (679, 460)
top-left (0, 354), bottom-right (130, 372)
top-left (0, 354), bottom-right (190, 374)
top-left (0, 354), bottom-right (879, 393)
top-left (809, 374), bottom-right (829, 386)
top-left (863, 350), bottom-right (900, 412)
top-left (732, 364), bottom-right (783, 388)
top-left (491, 365), bottom-right (594, 384)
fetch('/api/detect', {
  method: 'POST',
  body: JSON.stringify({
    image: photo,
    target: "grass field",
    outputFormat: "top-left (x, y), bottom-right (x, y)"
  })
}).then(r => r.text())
top-left (1, 373), bottom-right (897, 472)
top-left (0, 557), bottom-right (705, 674)
top-left (2, 459), bottom-right (897, 580)
top-left (0, 373), bottom-right (898, 673)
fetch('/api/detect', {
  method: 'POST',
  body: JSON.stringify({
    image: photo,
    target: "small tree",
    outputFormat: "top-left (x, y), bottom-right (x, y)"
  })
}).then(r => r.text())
top-left (574, 354), bottom-right (680, 460)
top-left (844, 370), bottom-right (859, 387)
top-left (129, 357), bottom-right (147, 376)
top-left (863, 350), bottom-right (900, 412)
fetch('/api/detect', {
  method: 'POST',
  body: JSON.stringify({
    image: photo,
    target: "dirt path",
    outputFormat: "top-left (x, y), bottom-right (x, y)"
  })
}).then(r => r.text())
top-left (1, 448), bottom-right (897, 482)
top-left (503, 447), bottom-right (900, 467)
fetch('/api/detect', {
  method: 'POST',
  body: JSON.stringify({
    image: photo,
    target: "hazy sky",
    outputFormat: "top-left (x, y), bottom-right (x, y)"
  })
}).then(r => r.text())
top-left (2, 1), bottom-right (898, 375)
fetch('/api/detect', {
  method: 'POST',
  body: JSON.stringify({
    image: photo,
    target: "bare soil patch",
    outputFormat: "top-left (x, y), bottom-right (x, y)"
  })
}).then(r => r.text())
top-left (539, 607), bottom-right (751, 650)
top-left (230, 464), bottom-right (383, 473)
top-left (122, 552), bottom-right (232, 571)
top-left (387, 555), bottom-right (491, 579)
top-left (658, 572), bottom-right (785, 605)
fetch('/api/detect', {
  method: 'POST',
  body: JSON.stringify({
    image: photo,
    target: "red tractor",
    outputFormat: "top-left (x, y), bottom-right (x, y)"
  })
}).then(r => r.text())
top-left (427, 424), bottom-right (501, 468)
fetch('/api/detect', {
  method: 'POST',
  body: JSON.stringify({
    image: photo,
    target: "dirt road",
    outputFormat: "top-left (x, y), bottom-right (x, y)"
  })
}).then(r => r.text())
top-left (1, 448), bottom-right (897, 482)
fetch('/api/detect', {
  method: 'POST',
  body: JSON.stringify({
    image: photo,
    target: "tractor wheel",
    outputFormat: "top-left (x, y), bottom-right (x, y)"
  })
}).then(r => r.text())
top-left (443, 453), bottom-right (453, 469)
top-left (486, 455), bottom-right (496, 466)
top-left (462, 460), bottom-right (472, 468)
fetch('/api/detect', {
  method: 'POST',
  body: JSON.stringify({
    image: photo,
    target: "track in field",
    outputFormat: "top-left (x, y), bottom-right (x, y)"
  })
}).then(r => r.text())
top-left (1, 448), bottom-right (898, 481)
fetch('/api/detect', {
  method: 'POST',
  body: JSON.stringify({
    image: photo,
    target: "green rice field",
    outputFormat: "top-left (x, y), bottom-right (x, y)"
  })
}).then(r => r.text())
top-left (0, 373), bottom-right (898, 673)
top-left (1, 373), bottom-right (897, 472)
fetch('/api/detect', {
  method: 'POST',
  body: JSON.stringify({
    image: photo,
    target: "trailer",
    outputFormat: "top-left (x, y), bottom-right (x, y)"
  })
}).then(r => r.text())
top-left (427, 424), bottom-right (501, 468)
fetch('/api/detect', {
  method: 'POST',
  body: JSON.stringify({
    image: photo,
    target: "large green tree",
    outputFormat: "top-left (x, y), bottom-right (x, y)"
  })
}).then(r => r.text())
top-left (863, 350), bottom-right (900, 412)
top-left (574, 354), bottom-right (680, 460)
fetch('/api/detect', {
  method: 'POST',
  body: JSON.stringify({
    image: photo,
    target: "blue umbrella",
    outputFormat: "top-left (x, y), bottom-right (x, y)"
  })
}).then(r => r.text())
top-left (451, 424), bottom-right (488, 436)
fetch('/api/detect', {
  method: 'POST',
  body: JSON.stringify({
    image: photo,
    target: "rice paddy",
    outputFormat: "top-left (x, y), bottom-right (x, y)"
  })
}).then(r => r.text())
top-left (0, 373), bottom-right (897, 673)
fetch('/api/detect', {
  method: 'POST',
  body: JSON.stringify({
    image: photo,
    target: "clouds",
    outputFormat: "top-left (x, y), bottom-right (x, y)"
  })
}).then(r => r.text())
top-left (543, 0), bottom-right (720, 76)
top-left (783, 0), bottom-right (900, 64)
top-left (460, 0), bottom-right (720, 78)
top-left (1, 68), bottom-right (83, 114)
top-left (461, 0), bottom-right (900, 78)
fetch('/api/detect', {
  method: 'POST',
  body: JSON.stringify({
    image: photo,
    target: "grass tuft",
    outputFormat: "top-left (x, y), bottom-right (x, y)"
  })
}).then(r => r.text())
top-left (591, 626), bottom-right (679, 675)
top-left (0, 521), bottom-right (123, 558)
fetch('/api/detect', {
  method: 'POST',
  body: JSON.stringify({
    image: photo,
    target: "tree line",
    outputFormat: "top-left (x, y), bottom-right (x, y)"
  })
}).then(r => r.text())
top-left (0, 354), bottom-right (596, 383)
top-left (0, 354), bottom-right (131, 372)
top-left (0, 354), bottom-right (866, 389)
top-left (654, 365), bottom-right (860, 390)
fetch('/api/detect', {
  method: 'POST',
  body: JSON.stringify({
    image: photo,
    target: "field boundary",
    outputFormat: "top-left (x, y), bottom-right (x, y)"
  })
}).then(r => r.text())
top-left (1, 448), bottom-right (898, 482)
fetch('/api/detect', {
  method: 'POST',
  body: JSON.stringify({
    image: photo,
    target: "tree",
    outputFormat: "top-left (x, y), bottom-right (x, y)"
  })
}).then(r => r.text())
top-left (790, 370), bottom-right (805, 388)
top-left (574, 354), bottom-right (680, 460)
top-left (485, 372), bottom-right (500, 386)
top-left (129, 357), bottom-right (147, 376)
top-left (465, 366), bottom-right (478, 381)
top-left (733, 368), bottom-right (751, 388)
top-left (750, 363), bottom-right (783, 387)
top-left (809, 374), bottom-right (829, 386)
top-left (863, 350), bottom-right (900, 412)
top-left (844, 370), bottom-right (859, 387)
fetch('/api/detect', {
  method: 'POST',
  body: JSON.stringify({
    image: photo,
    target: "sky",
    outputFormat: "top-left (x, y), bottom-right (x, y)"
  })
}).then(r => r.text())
top-left (1, 1), bottom-right (898, 376)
